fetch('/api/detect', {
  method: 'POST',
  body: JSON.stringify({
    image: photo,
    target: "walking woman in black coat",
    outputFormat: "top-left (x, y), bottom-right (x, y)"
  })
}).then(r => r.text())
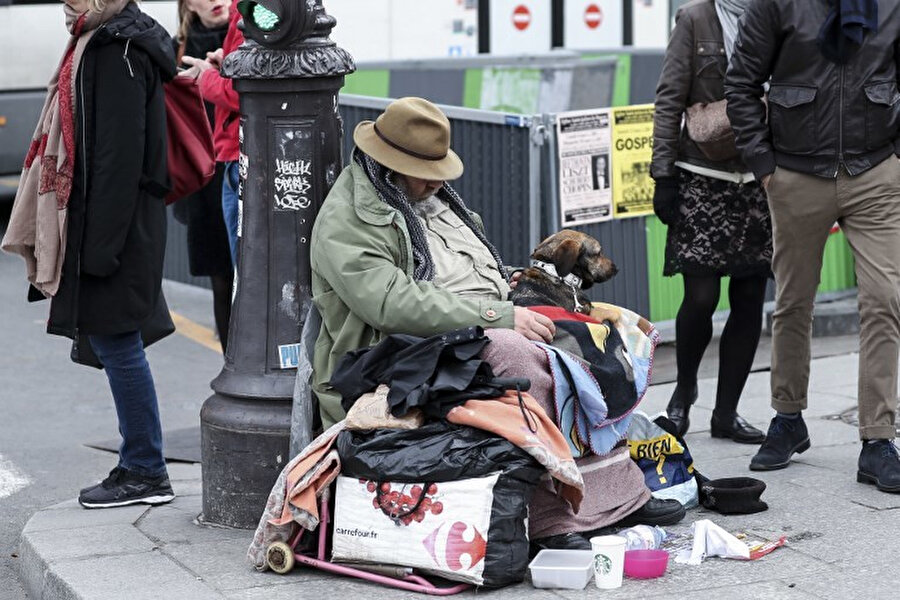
top-left (173, 0), bottom-right (233, 352)
top-left (3, 0), bottom-right (178, 507)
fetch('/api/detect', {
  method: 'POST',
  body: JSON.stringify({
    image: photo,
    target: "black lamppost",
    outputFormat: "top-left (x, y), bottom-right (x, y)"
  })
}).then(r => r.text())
top-left (199, 0), bottom-right (354, 529)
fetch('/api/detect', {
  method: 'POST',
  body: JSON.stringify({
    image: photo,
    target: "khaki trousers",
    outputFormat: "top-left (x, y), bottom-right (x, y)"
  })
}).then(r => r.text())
top-left (766, 157), bottom-right (900, 440)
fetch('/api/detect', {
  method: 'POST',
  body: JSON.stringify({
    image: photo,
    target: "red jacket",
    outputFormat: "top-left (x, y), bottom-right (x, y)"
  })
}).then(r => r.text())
top-left (198, 0), bottom-right (241, 162)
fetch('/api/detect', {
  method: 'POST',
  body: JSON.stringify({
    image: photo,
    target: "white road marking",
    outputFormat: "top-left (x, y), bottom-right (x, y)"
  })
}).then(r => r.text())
top-left (0, 454), bottom-right (30, 499)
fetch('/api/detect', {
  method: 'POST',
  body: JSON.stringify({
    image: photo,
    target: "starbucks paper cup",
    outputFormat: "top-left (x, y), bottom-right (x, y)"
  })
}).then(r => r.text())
top-left (590, 535), bottom-right (626, 589)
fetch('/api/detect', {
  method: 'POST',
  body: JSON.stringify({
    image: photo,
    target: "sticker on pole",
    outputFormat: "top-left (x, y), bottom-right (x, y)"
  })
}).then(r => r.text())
top-left (584, 4), bottom-right (603, 29)
top-left (512, 4), bottom-right (531, 31)
top-left (278, 343), bottom-right (302, 369)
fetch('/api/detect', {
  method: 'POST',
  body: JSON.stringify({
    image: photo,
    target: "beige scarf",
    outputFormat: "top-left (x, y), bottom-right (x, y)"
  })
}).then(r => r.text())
top-left (1, 0), bottom-right (129, 297)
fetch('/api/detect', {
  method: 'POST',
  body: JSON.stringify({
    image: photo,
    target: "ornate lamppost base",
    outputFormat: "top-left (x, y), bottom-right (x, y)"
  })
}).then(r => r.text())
top-left (200, 394), bottom-right (292, 529)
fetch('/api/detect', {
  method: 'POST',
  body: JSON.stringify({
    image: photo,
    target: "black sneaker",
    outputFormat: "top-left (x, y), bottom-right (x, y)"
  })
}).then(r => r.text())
top-left (749, 414), bottom-right (810, 471)
top-left (857, 440), bottom-right (900, 493)
top-left (78, 467), bottom-right (175, 509)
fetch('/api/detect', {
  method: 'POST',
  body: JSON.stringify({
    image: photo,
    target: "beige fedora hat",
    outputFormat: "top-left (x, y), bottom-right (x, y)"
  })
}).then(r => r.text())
top-left (353, 97), bottom-right (464, 181)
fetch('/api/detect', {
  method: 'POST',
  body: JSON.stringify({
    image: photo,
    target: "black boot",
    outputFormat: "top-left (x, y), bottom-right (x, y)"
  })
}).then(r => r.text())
top-left (857, 440), bottom-right (900, 493)
top-left (612, 497), bottom-right (686, 528)
top-left (749, 414), bottom-right (810, 471)
top-left (529, 532), bottom-right (591, 557)
top-left (710, 412), bottom-right (766, 444)
top-left (666, 384), bottom-right (697, 437)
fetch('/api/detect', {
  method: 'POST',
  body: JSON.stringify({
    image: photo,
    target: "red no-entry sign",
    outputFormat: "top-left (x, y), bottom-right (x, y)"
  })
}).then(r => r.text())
top-left (584, 3), bottom-right (603, 29)
top-left (512, 4), bottom-right (531, 31)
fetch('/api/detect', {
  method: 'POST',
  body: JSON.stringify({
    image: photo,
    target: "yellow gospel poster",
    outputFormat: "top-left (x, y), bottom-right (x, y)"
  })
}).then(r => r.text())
top-left (611, 104), bottom-right (655, 218)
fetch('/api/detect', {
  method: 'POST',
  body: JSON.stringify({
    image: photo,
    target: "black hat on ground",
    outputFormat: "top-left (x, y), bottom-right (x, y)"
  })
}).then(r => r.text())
top-left (699, 477), bottom-right (768, 515)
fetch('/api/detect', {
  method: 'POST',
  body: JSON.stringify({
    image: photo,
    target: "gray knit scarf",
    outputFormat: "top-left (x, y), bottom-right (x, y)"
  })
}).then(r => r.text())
top-left (353, 148), bottom-right (507, 283)
top-left (715, 0), bottom-right (753, 61)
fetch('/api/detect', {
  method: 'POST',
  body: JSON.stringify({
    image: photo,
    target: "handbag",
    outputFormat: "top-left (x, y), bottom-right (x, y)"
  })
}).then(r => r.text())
top-left (163, 76), bottom-right (216, 205)
top-left (684, 99), bottom-right (739, 162)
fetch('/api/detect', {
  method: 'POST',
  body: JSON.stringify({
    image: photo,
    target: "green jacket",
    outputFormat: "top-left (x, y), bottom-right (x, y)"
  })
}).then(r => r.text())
top-left (310, 161), bottom-right (516, 427)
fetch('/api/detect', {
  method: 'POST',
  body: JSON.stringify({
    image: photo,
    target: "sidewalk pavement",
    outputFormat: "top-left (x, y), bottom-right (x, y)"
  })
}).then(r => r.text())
top-left (19, 346), bottom-right (900, 599)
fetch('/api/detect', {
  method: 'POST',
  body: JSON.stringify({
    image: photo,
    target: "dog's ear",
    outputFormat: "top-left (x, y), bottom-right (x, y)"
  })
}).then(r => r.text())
top-left (553, 238), bottom-right (581, 277)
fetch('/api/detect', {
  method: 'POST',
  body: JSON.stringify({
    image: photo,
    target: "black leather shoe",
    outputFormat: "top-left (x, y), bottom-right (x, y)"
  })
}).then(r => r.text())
top-left (711, 412), bottom-right (766, 444)
top-left (530, 532), bottom-right (591, 557)
top-left (749, 414), bottom-right (810, 471)
top-left (857, 440), bottom-right (900, 493)
top-left (613, 497), bottom-right (686, 528)
top-left (666, 385), bottom-right (698, 437)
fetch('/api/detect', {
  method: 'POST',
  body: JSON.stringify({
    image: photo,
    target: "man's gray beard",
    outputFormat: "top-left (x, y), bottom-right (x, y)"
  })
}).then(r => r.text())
top-left (393, 175), bottom-right (432, 202)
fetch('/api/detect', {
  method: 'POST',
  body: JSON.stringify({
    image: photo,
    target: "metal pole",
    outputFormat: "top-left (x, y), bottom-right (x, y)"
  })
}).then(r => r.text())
top-left (199, 0), bottom-right (354, 529)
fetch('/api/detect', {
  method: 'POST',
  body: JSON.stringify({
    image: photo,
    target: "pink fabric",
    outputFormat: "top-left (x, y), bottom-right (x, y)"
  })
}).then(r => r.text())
top-left (481, 328), bottom-right (650, 539)
top-left (447, 390), bottom-right (584, 512)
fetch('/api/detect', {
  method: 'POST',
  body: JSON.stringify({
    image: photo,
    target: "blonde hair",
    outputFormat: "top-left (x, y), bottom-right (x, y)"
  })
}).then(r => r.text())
top-left (176, 0), bottom-right (194, 47)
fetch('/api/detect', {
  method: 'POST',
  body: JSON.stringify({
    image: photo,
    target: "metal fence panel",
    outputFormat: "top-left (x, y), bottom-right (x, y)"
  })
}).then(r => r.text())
top-left (573, 218), bottom-right (650, 318)
top-left (338, 96), bottom-right (538, 268)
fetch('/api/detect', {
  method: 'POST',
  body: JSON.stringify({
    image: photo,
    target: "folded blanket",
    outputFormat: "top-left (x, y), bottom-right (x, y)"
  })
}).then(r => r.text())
top-left (529, 304), bottom-right (659, 457)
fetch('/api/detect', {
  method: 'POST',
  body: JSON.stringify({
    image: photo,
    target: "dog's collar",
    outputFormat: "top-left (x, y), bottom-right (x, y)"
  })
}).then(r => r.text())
top-left (530, 260), bottom-right (583, 289)
top-left (530, 259), bottom-right (585, 312)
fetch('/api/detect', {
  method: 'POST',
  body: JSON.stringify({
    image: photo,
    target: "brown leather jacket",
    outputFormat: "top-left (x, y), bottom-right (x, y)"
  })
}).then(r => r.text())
top-left (650, 0), bottom-right (749, 179)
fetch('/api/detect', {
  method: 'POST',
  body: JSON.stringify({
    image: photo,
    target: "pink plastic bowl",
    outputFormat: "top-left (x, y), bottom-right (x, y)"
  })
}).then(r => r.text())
top-left (623, 549), bottom-right (669, 579)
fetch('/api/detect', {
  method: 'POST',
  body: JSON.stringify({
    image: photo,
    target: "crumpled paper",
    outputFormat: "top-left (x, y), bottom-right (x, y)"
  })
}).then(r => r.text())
top-left (674, 519), bottom-right (752, 565)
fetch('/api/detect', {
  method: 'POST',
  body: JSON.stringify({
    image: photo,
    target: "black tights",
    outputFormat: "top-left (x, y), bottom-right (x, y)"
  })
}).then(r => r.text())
top-left (210, 274), bottom-right (233, 353)
top-left (674, 274), bottom-right (767, 417)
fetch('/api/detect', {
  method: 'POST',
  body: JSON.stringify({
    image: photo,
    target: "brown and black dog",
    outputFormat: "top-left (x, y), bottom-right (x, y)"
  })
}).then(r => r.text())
top-left (509, 229), bottom-right (618, 315)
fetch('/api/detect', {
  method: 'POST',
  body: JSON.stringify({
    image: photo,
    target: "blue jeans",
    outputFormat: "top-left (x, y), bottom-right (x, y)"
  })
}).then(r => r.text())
top-left (89, 332), bottom-right (166, 478)
top-left (222, 160), bottom-right (240, 268)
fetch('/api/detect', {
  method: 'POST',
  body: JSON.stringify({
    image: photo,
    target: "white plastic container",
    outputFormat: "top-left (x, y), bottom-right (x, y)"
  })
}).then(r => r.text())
top-left (528, 549), bottom-right (595, 589)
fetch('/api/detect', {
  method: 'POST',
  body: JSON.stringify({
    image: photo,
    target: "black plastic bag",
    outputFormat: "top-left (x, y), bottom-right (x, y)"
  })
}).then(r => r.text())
top-left (336, 422), bottom-right (543, 588)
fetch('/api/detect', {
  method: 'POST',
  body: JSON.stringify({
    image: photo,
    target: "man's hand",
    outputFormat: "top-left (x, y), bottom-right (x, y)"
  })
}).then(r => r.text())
top-left (509, 269), bottom-right (523, 289)
top-left (514, 307), bottom-right (555, 343)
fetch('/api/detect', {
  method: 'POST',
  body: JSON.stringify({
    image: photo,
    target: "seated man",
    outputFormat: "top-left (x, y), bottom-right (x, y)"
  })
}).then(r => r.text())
top-left (310, 97), bottom-right (684, 550)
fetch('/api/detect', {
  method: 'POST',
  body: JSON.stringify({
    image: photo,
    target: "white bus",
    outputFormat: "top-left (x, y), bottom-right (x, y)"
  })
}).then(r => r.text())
top-left (0, 0), bottom-right (480, 193)
top-left (0, 0), bottom-right (678, 194)
top-left (0, 0), bottom-right (177, 194)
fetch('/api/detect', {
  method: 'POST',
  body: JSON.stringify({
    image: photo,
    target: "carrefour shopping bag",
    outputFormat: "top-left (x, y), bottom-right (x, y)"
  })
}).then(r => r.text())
top-left (333, 422), bottom-right (543, 587)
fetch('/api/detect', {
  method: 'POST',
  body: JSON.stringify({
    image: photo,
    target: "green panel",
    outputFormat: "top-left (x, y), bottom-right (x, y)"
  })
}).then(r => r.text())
top-left (342, 69), bottom-right (390, 98)
top-left (646, 215), bottom-right (682, 322)
top-left (478, 68), bottom-right (542, 114)
top-left (818, 230), bottom-right (857, 291)
top-left (581, 53), bottom-right (631, 108)
top-left (611, 53), bottom-right (632, 107)
top-left (462, 68), bottom-right (483, 109)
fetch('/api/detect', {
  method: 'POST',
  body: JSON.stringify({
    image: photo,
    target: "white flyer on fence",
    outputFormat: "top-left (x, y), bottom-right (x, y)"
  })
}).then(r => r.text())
top-left (556, 109), bottom-right (614, 226)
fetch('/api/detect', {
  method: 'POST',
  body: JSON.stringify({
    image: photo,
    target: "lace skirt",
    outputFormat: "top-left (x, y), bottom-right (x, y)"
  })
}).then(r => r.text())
top-left (664, 168), bottom-right (773, 278)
